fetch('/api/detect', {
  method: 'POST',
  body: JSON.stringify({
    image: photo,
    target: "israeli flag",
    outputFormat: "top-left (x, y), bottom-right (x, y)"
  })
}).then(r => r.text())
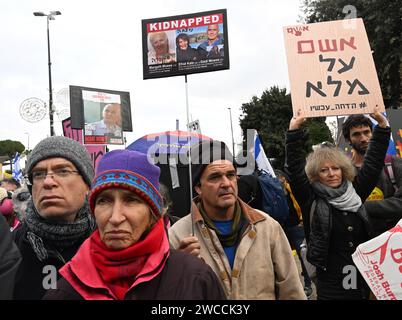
top-left (12, 152), bottom-right (23, 183)
top-left (253, 130), bottom-right (276, 177)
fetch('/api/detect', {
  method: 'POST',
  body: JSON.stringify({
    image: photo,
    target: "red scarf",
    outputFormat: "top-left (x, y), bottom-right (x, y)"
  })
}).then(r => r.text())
top-left (90, 219), bottom-right (168, 300)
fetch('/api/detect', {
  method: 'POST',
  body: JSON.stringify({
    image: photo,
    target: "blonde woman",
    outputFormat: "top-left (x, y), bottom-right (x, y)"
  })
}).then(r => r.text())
top-left (285, 107), bottom-right (390, 300)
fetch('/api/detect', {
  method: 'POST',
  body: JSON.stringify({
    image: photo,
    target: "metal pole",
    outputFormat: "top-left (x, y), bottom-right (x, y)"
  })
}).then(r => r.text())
top-left (335, 115), bottom-right (340, 147)
top-left (47, 17), bottom-right (55, 136)
top-left (25, 132), bottom-right (30, 151)
top-left (185, 75), bottom-right (195, 236)
top-left (228, 107), bottom-right (235, 157)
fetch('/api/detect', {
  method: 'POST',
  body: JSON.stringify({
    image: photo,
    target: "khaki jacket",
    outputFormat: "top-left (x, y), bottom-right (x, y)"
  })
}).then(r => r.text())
top-left (169, 198), bottom-right (306, 300)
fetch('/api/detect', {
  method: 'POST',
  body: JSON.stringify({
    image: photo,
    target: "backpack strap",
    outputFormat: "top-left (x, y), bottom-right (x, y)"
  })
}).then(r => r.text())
top-left (384, 158), bottom-right (398, 192)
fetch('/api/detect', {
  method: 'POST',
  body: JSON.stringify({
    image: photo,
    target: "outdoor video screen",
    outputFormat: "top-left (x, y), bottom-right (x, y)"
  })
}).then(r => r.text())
top-left (142, 9), bottom-right (229, 79)
top-left (69, 85), bottom-right (132, 145)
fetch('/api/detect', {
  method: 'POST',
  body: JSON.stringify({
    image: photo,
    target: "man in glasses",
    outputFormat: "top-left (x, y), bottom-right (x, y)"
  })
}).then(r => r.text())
top-left (13, 136), bottom-right (96, 299)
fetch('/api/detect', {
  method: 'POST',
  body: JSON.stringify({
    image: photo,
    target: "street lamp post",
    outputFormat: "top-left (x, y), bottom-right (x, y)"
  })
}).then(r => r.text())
top-left (228, 107), bottom-right (235, 158)
top-left (24, 132), bottom-right (30, 152)
top-left (33, 10), bottom-right (61, 137)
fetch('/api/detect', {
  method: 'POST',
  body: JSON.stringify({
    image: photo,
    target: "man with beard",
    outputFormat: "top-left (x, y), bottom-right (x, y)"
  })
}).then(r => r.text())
top-left (168, 140), bottom-right (305, 300)
top-left (342, 114), bottom-right (402, 235)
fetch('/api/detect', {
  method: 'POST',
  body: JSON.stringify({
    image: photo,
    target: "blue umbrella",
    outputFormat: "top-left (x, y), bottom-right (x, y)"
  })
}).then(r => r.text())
top-left (126, 130), bottom-right (212, 219)
top-left (126, 130), bottom-right (211, 155)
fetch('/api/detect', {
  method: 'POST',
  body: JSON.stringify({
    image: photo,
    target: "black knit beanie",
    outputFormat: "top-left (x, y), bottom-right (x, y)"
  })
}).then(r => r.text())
top-left (190, 140), bottom-right (235, 186)
top-left (26, 136), bottom-right (94, 187)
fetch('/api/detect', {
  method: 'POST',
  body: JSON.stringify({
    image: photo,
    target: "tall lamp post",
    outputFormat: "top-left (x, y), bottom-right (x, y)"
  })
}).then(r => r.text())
top-left (24, 132), bottom-right (30, 152)
top-left (228, 107), bottom-right (235, 158)
top-left (33, 10), bottom-right (61, 137)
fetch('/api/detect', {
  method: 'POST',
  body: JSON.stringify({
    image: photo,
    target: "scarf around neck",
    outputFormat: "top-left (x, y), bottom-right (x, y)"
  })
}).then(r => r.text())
top-left (311, 180), bottom-right (362, 212)
top-left (198, 200), bottom-right (246, 247)
top-left (90, 218), bottom-right (170, 300)
top-left (25, 199), bottom-right (96, 262)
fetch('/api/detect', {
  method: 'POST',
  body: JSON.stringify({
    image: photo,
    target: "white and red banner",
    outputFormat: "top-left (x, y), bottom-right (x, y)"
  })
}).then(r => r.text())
top-left (352, 219), bottom-right (402, 300)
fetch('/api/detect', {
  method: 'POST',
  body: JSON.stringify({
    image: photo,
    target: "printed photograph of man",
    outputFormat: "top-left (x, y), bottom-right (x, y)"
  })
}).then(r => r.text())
top-left (85, 103), bottom-right (122, 138)
top-left (197, 24), bottom-right (224, 59)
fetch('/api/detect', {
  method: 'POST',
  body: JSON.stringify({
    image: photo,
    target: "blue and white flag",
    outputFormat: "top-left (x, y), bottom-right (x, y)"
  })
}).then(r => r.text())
top-left (253, 130), bottom-right (276, 177)
top-left (12, 152), bottom-right (23, 183)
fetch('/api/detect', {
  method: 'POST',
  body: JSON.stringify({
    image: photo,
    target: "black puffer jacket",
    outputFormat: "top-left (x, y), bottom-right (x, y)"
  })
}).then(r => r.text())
top-left (285, 126), bottom-right (390, 268)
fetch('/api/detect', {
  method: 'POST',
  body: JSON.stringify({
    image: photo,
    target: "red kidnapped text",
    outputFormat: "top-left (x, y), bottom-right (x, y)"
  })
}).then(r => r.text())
top-left (147, 14), bottom-right (222, 32)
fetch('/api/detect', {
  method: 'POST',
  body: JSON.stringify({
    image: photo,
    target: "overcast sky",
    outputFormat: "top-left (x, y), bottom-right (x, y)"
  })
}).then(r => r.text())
top-left (0, 0), bottom-right (302, 154)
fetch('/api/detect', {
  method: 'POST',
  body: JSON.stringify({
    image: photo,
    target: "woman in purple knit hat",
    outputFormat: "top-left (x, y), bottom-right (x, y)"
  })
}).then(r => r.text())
top-left (44, 149), bottom-right (225, 300)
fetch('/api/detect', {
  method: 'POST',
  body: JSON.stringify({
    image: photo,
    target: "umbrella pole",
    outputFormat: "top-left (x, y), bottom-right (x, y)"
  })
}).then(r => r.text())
top-left (185, 74), bottom-right (195, 236)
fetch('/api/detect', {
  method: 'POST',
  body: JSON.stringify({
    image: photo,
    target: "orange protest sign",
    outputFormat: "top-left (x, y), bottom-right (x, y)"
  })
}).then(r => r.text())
top-left (283, 18), bottom-right (385, 118)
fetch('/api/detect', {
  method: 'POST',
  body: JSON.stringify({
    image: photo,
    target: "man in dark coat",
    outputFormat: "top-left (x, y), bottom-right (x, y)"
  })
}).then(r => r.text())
top-left (0, 214), bottom-right (21, 299)
top-left (13, 136), bottom-right (96, 299)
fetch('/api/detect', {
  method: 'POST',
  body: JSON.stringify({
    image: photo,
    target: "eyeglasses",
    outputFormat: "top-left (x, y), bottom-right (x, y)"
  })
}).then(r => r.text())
top-left (31, 169), bottom-right (80, 182)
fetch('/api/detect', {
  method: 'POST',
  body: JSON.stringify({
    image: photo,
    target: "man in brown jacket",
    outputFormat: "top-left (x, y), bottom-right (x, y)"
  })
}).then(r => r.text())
top-left (169, 140), bottom-right (305, 299)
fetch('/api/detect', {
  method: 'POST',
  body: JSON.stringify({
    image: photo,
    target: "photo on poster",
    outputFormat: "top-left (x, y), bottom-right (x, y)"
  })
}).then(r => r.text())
top-left (69, 85), bottom-right (132, 145)
top-left (83, 90), bottom-right (123, 145)
top-left (142, 9), bottom-right (229, 79)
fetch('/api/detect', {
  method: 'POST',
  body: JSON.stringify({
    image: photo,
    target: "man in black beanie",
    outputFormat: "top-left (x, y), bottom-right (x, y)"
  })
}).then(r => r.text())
top-left (169, 140), bottom-right (305, 299)
top-left (13, 136), bottom-right (96, 299)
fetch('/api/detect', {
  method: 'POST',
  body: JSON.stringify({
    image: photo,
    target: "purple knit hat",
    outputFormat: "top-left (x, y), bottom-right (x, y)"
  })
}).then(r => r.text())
top-left (89, 149), bottom-right (162, 217)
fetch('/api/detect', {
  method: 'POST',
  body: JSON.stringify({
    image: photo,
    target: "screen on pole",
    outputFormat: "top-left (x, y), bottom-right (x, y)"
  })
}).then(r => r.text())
top-left (69, 85), bottom-right (132, 145)
top-left (142, 9), bottom-right (229, 79)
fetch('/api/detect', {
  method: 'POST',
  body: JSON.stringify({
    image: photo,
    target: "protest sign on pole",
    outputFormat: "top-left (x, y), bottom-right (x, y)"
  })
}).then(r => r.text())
top-left (187, 119), bottom-right (201, 134)
top-left (283, 18), bottom-right (385, 118)
top-left (142, 9), bottom-right (229, 79)
top-left (352, 219), bottom-right (402, 300)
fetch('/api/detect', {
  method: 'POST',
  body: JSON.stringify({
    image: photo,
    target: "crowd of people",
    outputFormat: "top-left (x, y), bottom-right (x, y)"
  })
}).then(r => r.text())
top-left (0, 105), bottom-right (401, 300)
